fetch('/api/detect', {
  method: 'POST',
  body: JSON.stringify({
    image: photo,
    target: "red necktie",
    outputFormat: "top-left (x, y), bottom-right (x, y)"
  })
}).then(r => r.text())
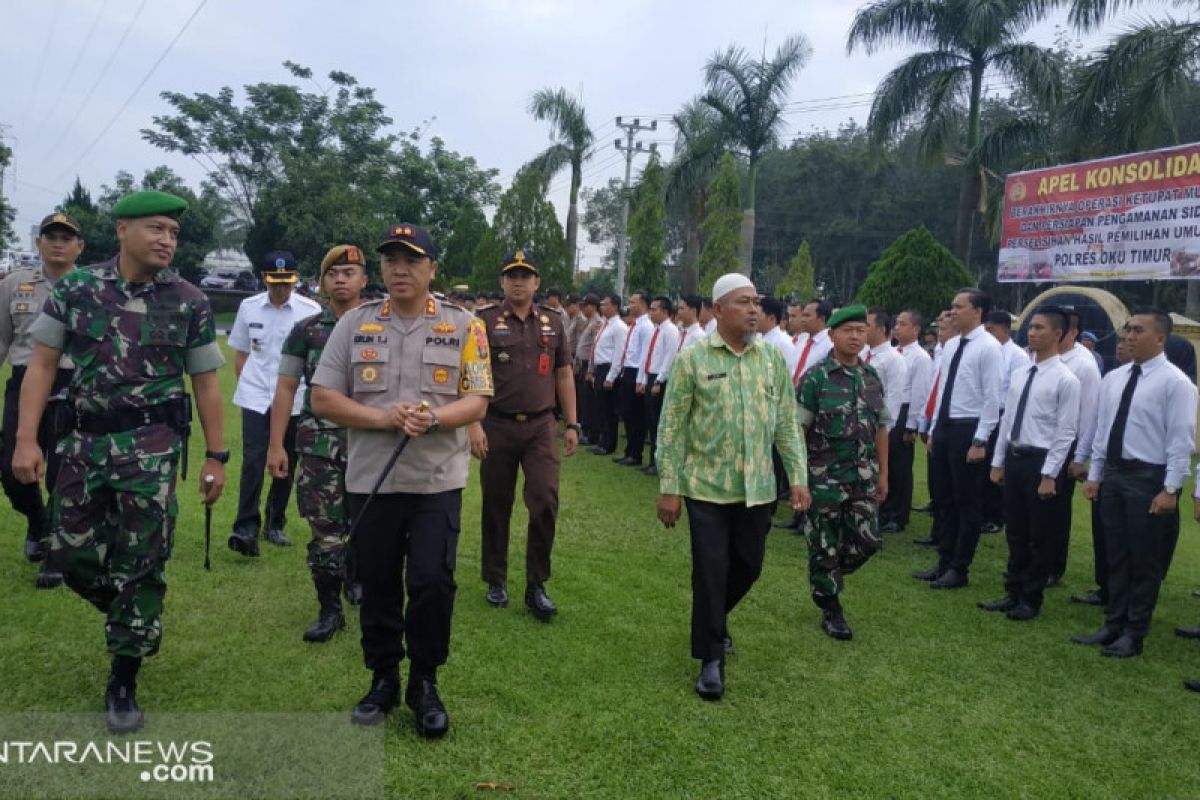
top-left (644, 327), bottom-right (661, 372)
top-left (619, 323), bottom-right (635, 366)
top-left (677, 328), bottom-right (688, 352)
top-left (924, 369), bottom-right (941, 419)
top-left (792, 338), bottom-right (814, 385)
top-left (866, 351), bottom-right (873, 365)
top-left (897, 345), bottom-right (905, 354)
top-left (591, 320), bottom-right (607, 363)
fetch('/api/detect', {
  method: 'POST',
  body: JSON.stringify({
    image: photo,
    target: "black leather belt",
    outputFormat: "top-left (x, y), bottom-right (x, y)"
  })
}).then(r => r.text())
top-left (1111, 458), bottom-right (1163, 471)
top-left (1008, 444), bottom-right (1048, 459)
top-left (76, 399), bottom-right (185, 435)
top-left (487, 408), bottom-right (553, 423)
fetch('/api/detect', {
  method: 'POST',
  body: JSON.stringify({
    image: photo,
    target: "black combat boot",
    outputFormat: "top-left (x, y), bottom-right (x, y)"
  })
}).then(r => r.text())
top-left (405, 670), bottom-right (449, 738)
top-left (351, 669), bottom-right (400, 726)
top-left (106, 655), bottom-right (144, 734)
top-left (24, 513), bottom-right (45, 562)
top-left (303, 574), bottom-right (345, 643)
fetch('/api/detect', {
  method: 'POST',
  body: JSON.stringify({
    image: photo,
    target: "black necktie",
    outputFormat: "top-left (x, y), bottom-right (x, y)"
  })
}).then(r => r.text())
top-left (1106, 364), bottom-right (1142, 462)
top-left (938, 337), bottom-right (969, 422)
top-left (1009, 364), bottom-right (1038, 442)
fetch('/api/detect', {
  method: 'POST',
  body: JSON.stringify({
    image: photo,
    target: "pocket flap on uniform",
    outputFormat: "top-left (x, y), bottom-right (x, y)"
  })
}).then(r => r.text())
top-left (422, 347), bottom-right (459, 367)
top-left (68, 307), bottom-right (113, 340)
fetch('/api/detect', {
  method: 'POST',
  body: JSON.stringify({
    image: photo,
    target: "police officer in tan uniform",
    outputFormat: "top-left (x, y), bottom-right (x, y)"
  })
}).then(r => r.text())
top-left (0, 212), bottom-right (84, 588)
top-left (311, 223), bottom-right (492, 738)
top-left (470, 251), bottom-right (578, 620)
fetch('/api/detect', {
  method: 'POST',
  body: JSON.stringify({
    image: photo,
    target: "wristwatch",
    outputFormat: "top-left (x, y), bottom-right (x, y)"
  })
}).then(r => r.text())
top-left (205, 449), bottom-right (230, 464)
top-left (566, 422), bottom-right (583, 433)
top-left (427, 411), bottom-right (441, 433)
top-left (1164, 485), bottom-right (1181, 496)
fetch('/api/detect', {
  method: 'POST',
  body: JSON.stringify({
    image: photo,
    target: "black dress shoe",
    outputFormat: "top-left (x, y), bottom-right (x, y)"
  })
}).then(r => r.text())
top-left (227, 532), bottom-right (260, 557)
top-left (642, 464), bottom-right (659, 476)
top-left (486, 583), bottom-right (509, 608)
top-left (1071, 626), bottom-right (1121, 646)
top-left (1070, 590), bottom-right (1102, 606)
top-left (912, 502), bottom-right (933, 513)
top-left (1006, 603), bottom-right (1039, 621)
top-left (1185, 679), bottom-right (1200, 693)
top-left (930, 569), bottom-right (967, 589)
top-left (1176, 625), bottom-right (1200, 640)
top-left (34, 564), bottom-right (63, 589)
top-left (591, 447), bottom-right (613, 456)
top-left (879, 521), bottom-right (903, 534)
top-left (980, 521), bottom-right (1003, 534)
top-left (821, 609), bottom-right (853, 640)
top-left (773, 518), bottom-right (802, 531)
top-left (1100, 634), bottom-right (1143, 658)
top-left (525, 582), bottom-right (557, 621)
top-left (612, 456), bottom-right (639, 466)
top-left (912, 566), bottom-right (943, 582)
top-left (351, 671), bottom-right (400, 726)
top-left (405, 676), bottom-right (449, 738)
top-left (913, 536), bottom-right (936, 546)
top-left (264, 528), bottom-right (292, 546)
top-left (978, 595), bottom-right (1018, 612)
top-left (694, 659), bottom-right (724, 701)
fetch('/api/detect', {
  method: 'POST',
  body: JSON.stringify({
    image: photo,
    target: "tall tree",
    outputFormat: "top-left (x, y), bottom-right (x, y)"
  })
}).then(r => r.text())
top-left (626, 153), bottom-right (668, 294)
top-left (0, 142), bottom-right (14, 245)
top-left (697, 153), bottom-right (743, 294)
top-left (856, 226), bottom-right (974, 323)
top-left (847, 0), bottom-right (1063, 264)
top-left (581, 178), bottom-right (625, 269)
top-left (667, 99), bottom-right (726, 294)
top-left (472, 168), bottom-right (571, 292)
top-left (775, 240), bottom-right (817, 302)
top-left (441, 202), bottom-right (489, 282)
top-left (526, 87), bottom-right (594, 271)
top-left (702, 34), bottom-right (812, 275)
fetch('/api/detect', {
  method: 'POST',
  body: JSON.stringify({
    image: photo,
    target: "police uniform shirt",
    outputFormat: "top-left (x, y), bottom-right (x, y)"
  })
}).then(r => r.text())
top-left (478, 301), bottom-right (570, 413)
top-left (929, 325), bottom-right (1003, 441)
top-left (590, 315), bottom-right (627, 375)
top-left (867, 341), bottom-right (909, 430)
top-left (229, 290), bottom-right (321, 414)
top-left (680, 322), bottom-right (704, 351)
top-left (991, 355), bottom-right (1081, 477)
top-left (1061, 342), bottom-right (1103, 467)
top-left (575, 314), bottom-right (603, 367)
top-left (998, 338), bottom-right (1032, 410)
top-left (1087, 353), bottom-right (1198, 489)
top-left (898, 341), bottom-right (933, 431)
top-left (311, 295), bottom-right (493, 495)
top-left (637, 318), bottom-right (682, 386)
top-left (0, 266), bottom-right (75, 371)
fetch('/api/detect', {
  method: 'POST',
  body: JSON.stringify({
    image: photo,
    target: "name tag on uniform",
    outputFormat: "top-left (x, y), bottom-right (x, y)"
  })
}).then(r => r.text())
top-left (706, 372), bottom-right (727, 381)
top-left (249, 322), bottom-right (264, 329)
top-left (538, 353), bottom-right (550, 376)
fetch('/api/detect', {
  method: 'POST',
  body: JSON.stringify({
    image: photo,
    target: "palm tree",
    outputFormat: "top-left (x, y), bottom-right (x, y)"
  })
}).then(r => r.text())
top-left (847, 0), bottom-right (1063, 265)
top-left (702, 34), bottom-right (813, 275)
top-left (526, 88), bottom-right (594, 274)
top-left (667, 99), bottom-right (727, 293)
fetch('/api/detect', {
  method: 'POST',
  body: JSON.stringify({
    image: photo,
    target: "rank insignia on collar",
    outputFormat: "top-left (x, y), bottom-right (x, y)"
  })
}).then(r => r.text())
top-left (425, 298), bottom-right (438, 317)
top-left (377, 299), bottom-right (391, 320)
top-left (432, 321), bottom-right (458, 334)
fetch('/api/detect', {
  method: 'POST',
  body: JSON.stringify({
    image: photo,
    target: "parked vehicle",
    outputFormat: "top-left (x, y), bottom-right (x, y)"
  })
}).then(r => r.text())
top-left (200, 269), bottom-right (242, 289)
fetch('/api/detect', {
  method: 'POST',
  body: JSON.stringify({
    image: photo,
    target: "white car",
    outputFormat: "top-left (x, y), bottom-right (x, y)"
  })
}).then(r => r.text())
top-left (200, 269), bottom-right (241, 289)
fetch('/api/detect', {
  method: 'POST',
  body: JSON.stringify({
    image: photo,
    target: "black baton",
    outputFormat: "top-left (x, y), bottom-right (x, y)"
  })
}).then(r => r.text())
top-left (204, 474), bottom-right (214, 571)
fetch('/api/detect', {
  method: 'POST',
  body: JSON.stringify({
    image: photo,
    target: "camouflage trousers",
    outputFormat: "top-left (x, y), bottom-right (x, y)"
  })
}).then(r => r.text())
top-left (295, 451), bottom-right (349, 578)
top-left (805, 492), bottom-right (881, 606)
top-left (49, 427), bottom-right (180, 659)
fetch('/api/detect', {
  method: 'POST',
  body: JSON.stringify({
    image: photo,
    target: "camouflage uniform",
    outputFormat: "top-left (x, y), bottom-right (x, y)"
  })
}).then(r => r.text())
top-left (278, 307), bottom-right (348, 578)
top-left (28, 257), bottom-right (224, 658)
top-left (797, 354), bottom-right (889, 607)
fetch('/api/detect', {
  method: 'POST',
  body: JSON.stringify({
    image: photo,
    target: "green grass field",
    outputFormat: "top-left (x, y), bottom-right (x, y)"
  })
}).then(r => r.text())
top-left (2, 341), bottom-right (1199, 798)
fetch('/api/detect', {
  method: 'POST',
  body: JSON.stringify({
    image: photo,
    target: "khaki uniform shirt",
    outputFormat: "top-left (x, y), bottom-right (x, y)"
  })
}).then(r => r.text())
top-left (575, 314), bottom-right (603, 368)
top-left (476, 301), bottom-right (570, 415)
top-left (0, 266), bottom-right (75, 369)
top-left (311, 295), bottom-right (493, 495)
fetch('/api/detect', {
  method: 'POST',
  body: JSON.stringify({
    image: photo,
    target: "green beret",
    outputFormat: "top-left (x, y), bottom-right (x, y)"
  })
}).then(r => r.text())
top-left (111, 190), bottom-right (188, 220)
top-left (828, 304), bottom-right (868, 329)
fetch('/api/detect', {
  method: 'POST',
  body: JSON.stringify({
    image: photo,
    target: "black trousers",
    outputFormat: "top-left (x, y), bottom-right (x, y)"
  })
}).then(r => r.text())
top-left (645, 373), bottom-right (663, 464)
top-left (930, 420), bottom-right (987, 575)
top-left (982, 419), bottom-right (1004, 526)
top-left (619, 366), bottom-right (647, 461)
top-left (685, 498), bottom-right (771, 661)
top-left (233, 407), bottom-right (298, 537)
top-left (576, 359), bottom-right (598, 442)
top-left (594, 363), bottom-right (619, 452)
top-left (349, 489), bottom-right (460, 675)
top-left (1100, 463), bottom-right (1175, 638)
top-left (1002, 451), bottom-right (1070, 609)
top-left (1045, 443), bottom-right (1079, 579)
top-left (880, 405), bottom-right (912, 527)
top-left (1091, 497), bottom-right (1108, 601)
top-left (1, 368), bottom-right (70, 533)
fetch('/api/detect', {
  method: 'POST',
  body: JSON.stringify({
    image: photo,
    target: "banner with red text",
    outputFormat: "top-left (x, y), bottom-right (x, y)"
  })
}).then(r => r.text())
top-left (998, 143), bottom-right (1200, 282)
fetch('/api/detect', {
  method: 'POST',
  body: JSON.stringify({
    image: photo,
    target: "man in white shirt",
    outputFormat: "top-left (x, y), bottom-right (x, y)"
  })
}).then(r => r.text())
top-left (981, 308), bottom-right (1080, 621)
top-left (791, 300), bottom-right (833, 386)
top-left (609, 291), bottom-right (654, 467)
top-left (886, 309), bottom-right (933, 533)
top-left (864, 309), bottom-right (908, 535)
top-left (982, 311), bottom-right (1032, 533)
top-left (677, 295), bottom-right (705, 351)
top-left (912, 309), bottom-right (955, 528)
top-left (914, 289), bottom-right (1003, 589)
top-left (787, 299), bottom-right (807, 346)
top-left (1073, 309), bottom-right (1197, 658)
top-left (228, 251), bottom-right (322, 556)
top-left (588, 294), bottom-right (627, 456)
top-left (700, 297), bottom-right (717, 335)
top-left (760, 298), bottom-right (796, 368)
top-left (639, 296), bottom-right (682, 475)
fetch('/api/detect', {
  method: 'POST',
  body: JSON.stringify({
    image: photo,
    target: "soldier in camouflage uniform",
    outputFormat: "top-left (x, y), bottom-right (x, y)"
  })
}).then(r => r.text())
top-left (796, 304), bottom-right (889, 641)
top-left (13, 191), bottom-right (227, 734)
top-left (267, 244), bottom-right (368, 642)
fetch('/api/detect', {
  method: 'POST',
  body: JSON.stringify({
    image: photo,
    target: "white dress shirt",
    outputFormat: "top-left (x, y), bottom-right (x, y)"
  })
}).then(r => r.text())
top-left (680, 322), bottom-right (704, 351)
top-left (991, 354), bottom-right (1081, 477)
top-left (1088, 352), bottom-right (1198, 490)
top-left (929, 324), bottom-right (1003, 442)
top-left (897, 341), bottom-right (933, 431)
top-left (1060, 342), bottom-right (1103, 466)
top-left (791, 328), bottom-right (832, 384)
top-left (703, 318), bottom-right (717, 335)
top-left (638, 319), bottom-right (682, 384)
top-left (998, 338), bottom-right (1032, 410)
top-left (866, 342), bottom-right (908, 430)
top-left (229, 291), bottom-right (322, 414)
top-left (590, 316), bottom-right (627, 372)
top-left (763, 325), bottom-right (796, 365)
top-left (613, 313), bottom-right (654, 382)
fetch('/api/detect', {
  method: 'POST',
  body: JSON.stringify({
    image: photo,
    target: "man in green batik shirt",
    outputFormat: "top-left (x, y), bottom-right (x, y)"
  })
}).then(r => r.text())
top-left (656, 273), bottom-right (810, 702)
top-left (797, 304), bottom-right (888, 642)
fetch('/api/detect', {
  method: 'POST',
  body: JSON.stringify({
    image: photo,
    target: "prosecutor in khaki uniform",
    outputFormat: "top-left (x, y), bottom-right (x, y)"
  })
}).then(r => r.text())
top-left (311, 223), bottom-right (492, 738)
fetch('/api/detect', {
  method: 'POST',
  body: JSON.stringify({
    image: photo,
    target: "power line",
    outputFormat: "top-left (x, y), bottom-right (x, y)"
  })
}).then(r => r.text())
top-left (25, 0), bottom-right (63, 128)
top-left (48, 0), bottom-right (209, 188)
top-left (30, 0), bottom-right (112, 144)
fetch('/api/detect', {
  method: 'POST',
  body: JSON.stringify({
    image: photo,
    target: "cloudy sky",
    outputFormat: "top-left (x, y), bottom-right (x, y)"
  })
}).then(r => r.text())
top-left (1, 0), bottom-right (1128, 268)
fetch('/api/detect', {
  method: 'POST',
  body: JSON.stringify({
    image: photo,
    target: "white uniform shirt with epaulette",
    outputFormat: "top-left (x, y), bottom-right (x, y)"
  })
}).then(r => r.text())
top-left (311, 294), bottom-right (493, 495)
top-left (0, 266), bottom-right (76, 371)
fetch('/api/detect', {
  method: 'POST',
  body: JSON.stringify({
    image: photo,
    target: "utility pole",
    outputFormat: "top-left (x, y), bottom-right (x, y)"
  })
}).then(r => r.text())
top-left (613, 116), bottom-right (656, 298)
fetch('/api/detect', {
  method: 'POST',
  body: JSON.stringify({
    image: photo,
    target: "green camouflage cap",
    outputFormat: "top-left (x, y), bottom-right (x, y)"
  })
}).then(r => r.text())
top-left (111, 190), bottom-right (188, 220)
top-left (828, 304), bottom-right (868, 329)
